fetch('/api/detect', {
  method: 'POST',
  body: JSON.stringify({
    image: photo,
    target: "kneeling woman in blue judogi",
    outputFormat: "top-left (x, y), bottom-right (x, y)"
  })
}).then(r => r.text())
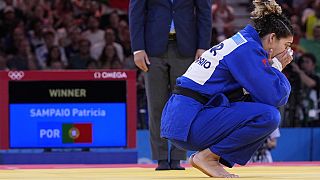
top-left (161, 0), bottom-right (294, 178)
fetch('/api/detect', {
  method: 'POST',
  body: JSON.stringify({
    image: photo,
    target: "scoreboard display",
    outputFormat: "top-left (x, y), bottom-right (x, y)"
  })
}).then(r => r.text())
top-left (0, 70), bottom-right (136, 149)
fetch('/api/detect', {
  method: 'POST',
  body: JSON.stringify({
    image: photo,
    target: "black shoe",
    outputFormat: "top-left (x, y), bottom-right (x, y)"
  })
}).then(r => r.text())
top-left (155, 160), bottom-right (171, 171)
top-left (170, 160), bottom-right (185, 170)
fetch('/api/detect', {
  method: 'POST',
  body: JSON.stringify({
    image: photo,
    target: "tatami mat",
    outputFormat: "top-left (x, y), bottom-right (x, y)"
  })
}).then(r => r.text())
top-left (0, 163), bottom-right (320, 180)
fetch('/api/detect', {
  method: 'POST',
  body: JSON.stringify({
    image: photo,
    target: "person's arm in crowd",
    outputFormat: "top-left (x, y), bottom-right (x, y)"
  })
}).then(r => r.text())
top-left (225, 6), bottom-right (235, 22)
top-left (129, 0), bottom-right (150, 72)
top-left (194, 0), bottom-right (212, 60)
top-left (291, 62), bottom-right (317, 88)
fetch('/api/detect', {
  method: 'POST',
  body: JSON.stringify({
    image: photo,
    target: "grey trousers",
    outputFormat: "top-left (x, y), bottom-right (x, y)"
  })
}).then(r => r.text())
top-left (144, 41), bottom-right (194, 160)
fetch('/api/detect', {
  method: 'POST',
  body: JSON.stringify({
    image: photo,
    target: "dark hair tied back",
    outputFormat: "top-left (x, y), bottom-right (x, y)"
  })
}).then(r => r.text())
top-left (251, 0), bottom-right (293, 38)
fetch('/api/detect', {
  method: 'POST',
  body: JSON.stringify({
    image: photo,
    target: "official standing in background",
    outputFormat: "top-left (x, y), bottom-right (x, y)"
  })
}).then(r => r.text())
top-left (129, 0), bottom-right (212, 170)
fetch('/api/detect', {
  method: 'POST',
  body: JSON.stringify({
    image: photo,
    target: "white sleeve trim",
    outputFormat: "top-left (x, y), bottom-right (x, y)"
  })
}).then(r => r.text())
top-left (133, 50), bottom-right (144, 55)
top-left (271, 57), bottom-right (283, 71)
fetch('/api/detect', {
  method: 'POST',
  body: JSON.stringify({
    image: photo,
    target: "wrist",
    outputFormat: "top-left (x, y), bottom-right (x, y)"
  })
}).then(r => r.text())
top-left (133, 50), bottom-right (144, 55)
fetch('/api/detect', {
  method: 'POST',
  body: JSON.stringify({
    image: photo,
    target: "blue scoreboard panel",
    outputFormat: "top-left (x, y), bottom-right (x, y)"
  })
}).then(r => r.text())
top-left (9, 81), bottom-right (127, 148)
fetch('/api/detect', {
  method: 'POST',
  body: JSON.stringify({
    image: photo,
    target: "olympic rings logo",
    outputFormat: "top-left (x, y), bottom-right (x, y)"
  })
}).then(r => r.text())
top-left (8, 71), bottom-right (25, 80)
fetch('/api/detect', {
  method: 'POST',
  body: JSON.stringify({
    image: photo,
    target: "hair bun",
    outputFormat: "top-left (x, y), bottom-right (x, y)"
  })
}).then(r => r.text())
top-left (251, 0), bottom-right (282, 19)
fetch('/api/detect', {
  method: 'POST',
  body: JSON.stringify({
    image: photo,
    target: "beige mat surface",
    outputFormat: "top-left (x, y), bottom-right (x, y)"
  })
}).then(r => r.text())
top-left (1, 165), bottom-right (320, 180)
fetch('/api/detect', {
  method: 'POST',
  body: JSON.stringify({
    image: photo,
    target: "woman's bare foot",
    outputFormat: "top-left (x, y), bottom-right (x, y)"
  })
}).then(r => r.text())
top-left (190, 149), bottom-right (239, 178)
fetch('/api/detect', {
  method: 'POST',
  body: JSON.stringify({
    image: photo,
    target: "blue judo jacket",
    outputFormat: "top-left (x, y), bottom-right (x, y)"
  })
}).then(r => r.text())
top-left (161, 25), bottom-right (291, 142)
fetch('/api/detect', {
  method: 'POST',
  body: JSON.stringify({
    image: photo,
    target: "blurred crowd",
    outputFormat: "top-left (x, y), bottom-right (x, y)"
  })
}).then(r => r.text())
top-left (0, 0), bottom-right (319, 128)
top-left (0, 0), bottom-right (133, 71)
top-left (274, 0), bottom-right (320, 127)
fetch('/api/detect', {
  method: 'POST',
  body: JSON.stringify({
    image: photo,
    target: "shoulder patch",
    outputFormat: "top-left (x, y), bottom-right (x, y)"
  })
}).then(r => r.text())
top-left (231, 33), bottom-right (247, 46)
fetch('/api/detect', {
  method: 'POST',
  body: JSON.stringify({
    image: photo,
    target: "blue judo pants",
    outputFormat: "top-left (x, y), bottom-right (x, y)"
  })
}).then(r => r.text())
top-left (170, 101), bottom-right (280, 168)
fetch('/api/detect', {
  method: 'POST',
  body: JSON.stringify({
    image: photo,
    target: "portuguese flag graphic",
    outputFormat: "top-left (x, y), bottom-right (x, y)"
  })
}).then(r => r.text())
top-left (62, 123), bottom-right (92, 143)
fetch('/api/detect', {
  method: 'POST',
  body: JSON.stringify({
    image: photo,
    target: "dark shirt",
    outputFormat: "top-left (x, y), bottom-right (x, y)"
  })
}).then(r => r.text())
top-left (68, 54), bottom-right (94, 69)
top-left (6, 55), bottom-right (29, 70)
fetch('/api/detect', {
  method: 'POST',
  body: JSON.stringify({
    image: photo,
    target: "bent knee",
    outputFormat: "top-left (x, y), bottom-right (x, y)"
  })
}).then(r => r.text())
top-left (261, 106), bottom-right (281, 130)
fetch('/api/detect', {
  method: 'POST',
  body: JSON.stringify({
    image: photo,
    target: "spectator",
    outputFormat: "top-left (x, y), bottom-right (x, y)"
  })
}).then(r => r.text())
top-left (212, 0), bottom-right (235, 41)
top-left (35, 28), bottom-right (67, 69)
top-left (301, 0), bottom-right (317, 26)
top-left (290, 15), bottom-right (304, 52)
top-left (68, 38), bottom-right (94, 69)
top-left (7, 39), bottom-right (37, 70)
top-left (99, 44), bottom-right (121, 69)
top-left (82, 16), bottom-right (105, 47)
top-left (291, 53), bottom-right (320, 126)
top-left (91, 27), bottom-right (124, 62)
top-left (3, 26), bottom-right (25, 54)
top-left (104, 27), bottom-right (124, 61)
top-left (0, 6), bottom-right (23, 38)
top-left (52, 0), bottom-right (74, 21)
top-left (28, 19), bottom-right (45, 50)
top-left (290, 25), bottom-right (305, 59)
top-left (46, 46), bottom-right (65, 69)
top-left (31, 5), bottom-right (52, 26)
top-left (305, 0), bottom-right (320, 39)
top-left (249, 129), bottom-right (281, 163)
top-left (64, 28), bottom-right (81, 59)
top-left (0, 0), bottom-right (25, 20)
top-left (299, 24), bottom-right (320, 72)
top-left (108, 11), bottom-right (120, 37)
top-left (55, 12), bottom-right (75, 44)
